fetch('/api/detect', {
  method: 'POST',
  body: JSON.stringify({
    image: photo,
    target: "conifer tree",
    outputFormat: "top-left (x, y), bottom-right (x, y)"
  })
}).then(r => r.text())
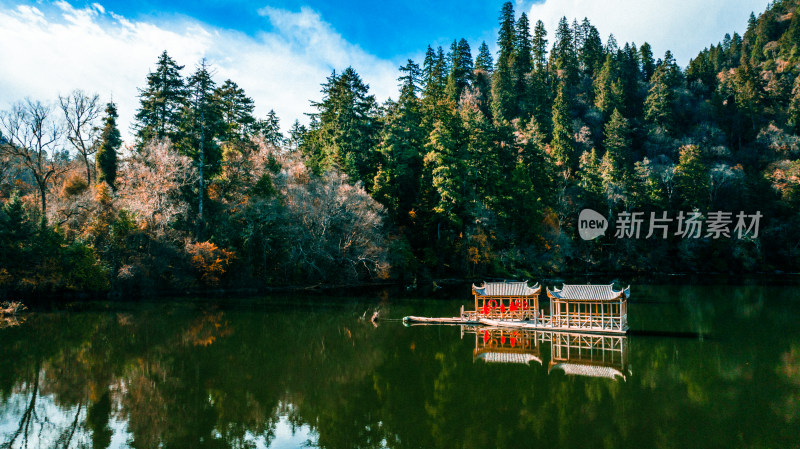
top-left (550, 82), bottom-right (575, 173)
top-left (550, 17), bottom-right (579, 88)
top-left (603, 108), bottom-right (632, 176)
top-left (374, 60), bottom-right (424, 222)
top-left (214, 79), bottom-right (256, 143)
top-left (180, 59), bottom-right (222, 235)
top-left (579, 19), bottom-right (604, 76)
top-left (640, 42), bottom-right (656, 81)
top-left (594, 55), bottom-right (624, 118)
top-left (491, 2), bottom-right (517, 122)
top-left (674, 144), bottom-right (709, 209)
top-left (532, 20), bottom-right (548, 73)
top-left (96, 101), bottom-right (120, 189)
top-left (257, 110), bottom-right (283, 146)
top-left (135, 51), bottom-right (187, 144)
top-left (306, 67), bottom-right (380, 187)
top-left (475, 42), bottom-right (493, 73)
top-left (445, 39), bottom-right (473, 103)
top-left (514, 13), bottom-right (534, 120)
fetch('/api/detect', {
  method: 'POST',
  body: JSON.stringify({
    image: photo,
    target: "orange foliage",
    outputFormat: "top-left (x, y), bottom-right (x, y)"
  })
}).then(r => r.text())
top-left (186, 241), bottom-right (236, 286)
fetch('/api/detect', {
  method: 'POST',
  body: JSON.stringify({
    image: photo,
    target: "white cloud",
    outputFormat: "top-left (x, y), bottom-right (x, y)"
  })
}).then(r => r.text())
top-left (527, 0), bottom-right (771, 66)
top-left (0, 2), bottom-right (399, 144)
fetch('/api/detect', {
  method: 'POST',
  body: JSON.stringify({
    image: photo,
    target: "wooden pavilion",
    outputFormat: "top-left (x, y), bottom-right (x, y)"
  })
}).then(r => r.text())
top-left (546, 284), bottom-right (629, 333)
top-left (468, 281), bottom-right (541, 321)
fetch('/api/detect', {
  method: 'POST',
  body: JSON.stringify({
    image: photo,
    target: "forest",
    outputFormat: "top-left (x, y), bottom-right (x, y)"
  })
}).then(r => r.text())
top-left (1, 0), bottom-right (800, 297)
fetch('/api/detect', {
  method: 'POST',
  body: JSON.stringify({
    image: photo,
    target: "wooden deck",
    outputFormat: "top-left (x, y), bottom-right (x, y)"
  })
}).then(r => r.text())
top-left (402, 315), bottom-right (628, 334)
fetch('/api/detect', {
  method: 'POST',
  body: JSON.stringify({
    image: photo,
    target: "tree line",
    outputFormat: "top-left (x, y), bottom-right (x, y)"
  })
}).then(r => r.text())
top-left (2, 0), bottom-right (800, 296)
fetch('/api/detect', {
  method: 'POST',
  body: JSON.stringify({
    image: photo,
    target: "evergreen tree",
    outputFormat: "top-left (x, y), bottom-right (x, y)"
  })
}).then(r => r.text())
top-left (305, 67), bottom-right (381, 187)
top-left (551, 82), bottom-right (575, 173)
top-left (180, 59), bottom-right (222, 236)
top-left (214, 79), bottom-right (256, 143)
top-left (644, 58), bottom-right (676, 132)
top-left (96, 101), bottom-right (120, 189)
top-left (423, 46), bottom-right (447, 103)
top-left (603, 108), bottom-right (632, 175)
top-left (594, 54), bottom-right (624, 118)
top-left (551, 17), bottom-right (578, 88)
top-left (287, 119), bottom-right (307, 152)
top-left (374, 60), bottom-right (424, 222)
top-left (580, 18), bottom-right (604, 76)
top-left (134, 50), bottom-right (187, 144)
top-left (475, 41), bottom-right (493, 73)
top-left (532, 20), bottom-right (548, 73)
top-left (578, 148), bottom-right (604, 201)
top-left (674, 144), bottom-right (709, 209)
top-left (257, 110), bottom-right (284, 146)
top-left (491, 2), bottom-right (517, 122)
top-left (640, 42), bottom-right (655, 81)
top-left (514, 13), bottom-right (534, 120)
top-left (445, 39), bottom-right (473, 103)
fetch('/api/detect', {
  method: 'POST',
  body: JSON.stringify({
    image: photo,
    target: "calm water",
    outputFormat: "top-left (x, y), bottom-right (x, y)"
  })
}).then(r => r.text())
top-left (1, 284), bottom-right (800, 448)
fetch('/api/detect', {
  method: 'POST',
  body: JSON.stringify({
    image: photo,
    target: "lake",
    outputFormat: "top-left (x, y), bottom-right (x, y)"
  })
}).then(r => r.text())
top-left (1, 283), bottom-right (800, 448)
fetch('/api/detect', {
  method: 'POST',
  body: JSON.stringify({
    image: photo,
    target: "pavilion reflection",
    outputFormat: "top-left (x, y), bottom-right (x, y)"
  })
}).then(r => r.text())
top-left (461, 326), bottom-right (630, 381)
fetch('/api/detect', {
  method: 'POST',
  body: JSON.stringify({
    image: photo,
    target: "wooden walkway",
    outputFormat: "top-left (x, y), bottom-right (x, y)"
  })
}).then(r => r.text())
top-left (402, 315), bottom-right (628, 334)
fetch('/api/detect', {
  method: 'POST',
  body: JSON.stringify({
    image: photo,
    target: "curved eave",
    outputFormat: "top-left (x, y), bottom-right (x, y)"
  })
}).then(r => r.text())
top-left (472, 282), bottom-right (541, 297)
top-left (547, 284), bottom-right (631, 301)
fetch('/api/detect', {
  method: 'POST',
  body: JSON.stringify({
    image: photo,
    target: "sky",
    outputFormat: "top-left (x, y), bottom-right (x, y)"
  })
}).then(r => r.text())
top-left (0, 0), bottom-right (771, 144)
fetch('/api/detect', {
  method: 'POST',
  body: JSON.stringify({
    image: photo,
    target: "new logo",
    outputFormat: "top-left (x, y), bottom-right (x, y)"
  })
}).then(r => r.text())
top-left (578, 209), bottom-right (608, 240)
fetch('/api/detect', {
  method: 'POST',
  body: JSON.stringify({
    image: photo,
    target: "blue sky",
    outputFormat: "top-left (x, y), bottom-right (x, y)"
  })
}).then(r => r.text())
top-left (0, 0), bottom-right (771, 142)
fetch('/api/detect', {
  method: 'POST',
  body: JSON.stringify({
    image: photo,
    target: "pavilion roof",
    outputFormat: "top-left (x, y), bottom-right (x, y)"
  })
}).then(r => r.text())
top-left (547, 284), bottom-right (630, 301)
top-left (472, 281), bottom-right (540, 297)
top-left (475, 352), bottom-right (542, 365)
top-left (549, 362), bottom-right (626, 380)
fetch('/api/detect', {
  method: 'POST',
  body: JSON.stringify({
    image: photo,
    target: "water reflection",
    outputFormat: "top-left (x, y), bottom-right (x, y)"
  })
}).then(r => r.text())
top-left (464, 327), bottom-right (629, 380)
top-left (1, 287), bottom-right (799, 449)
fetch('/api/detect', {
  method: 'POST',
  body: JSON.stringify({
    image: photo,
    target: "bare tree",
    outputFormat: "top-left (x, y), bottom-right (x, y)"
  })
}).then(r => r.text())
top-left (117, 139), bottom-right (198, 235)
top-left (60, 90), bottom-right (101, 184)
top-left (0, 99), bottom-right (66, 225)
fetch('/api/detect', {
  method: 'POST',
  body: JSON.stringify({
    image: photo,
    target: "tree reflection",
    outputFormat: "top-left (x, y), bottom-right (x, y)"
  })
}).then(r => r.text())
top-left (0, 289), bottom-right (799, 448)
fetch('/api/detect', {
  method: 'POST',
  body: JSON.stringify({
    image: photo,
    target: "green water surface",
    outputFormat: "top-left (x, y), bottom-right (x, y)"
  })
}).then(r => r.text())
top-left (1, 284), bottom-right (799, 448)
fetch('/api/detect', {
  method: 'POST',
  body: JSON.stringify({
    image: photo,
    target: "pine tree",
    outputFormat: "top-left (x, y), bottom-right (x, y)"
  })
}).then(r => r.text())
top-left (180, 59), bottom-right (222, 236)
top-left (306, 67), bottom-right (381, 187)
top-left (580, 18), bottom-right (604, 76)
top-left (644, 58), bottom-right (676, 132)
top-left (423, 46), bottom-right (447, 103)
top-left (135, 50), bottom-right (187, 145)
top-left (214, 79), bottom-right (256, 143)
top-left (96, 101), bottom-right (120, 189)
top-left (475, 42), bottom-right (493, 73)
top-left (674, 144), bottom-right (709, 209)
top-left (532, 20), bottom-right (548, 73)
top-left (287, 120), bottom-right (307, 152)
top-left (551, 82), bottom-right (575, 173)
top-left (550, 17), bottom-right (578, 88)
top-left (374, 62), bottom-right (424, 223)
top-left (491, 1), bottom-right (517, 122)
top-left (603, 108), bottom-right (631, 175)
top-left (257, 110), bottom-right (283, 146)
top-left (445, 39), bottom-right (473, 103)
top-left (594, 54), bottom-right (624, 118)
top-left (640, 42), bottom-right (655, 81)
top-left (514, 13), bottom-right (534, 120)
